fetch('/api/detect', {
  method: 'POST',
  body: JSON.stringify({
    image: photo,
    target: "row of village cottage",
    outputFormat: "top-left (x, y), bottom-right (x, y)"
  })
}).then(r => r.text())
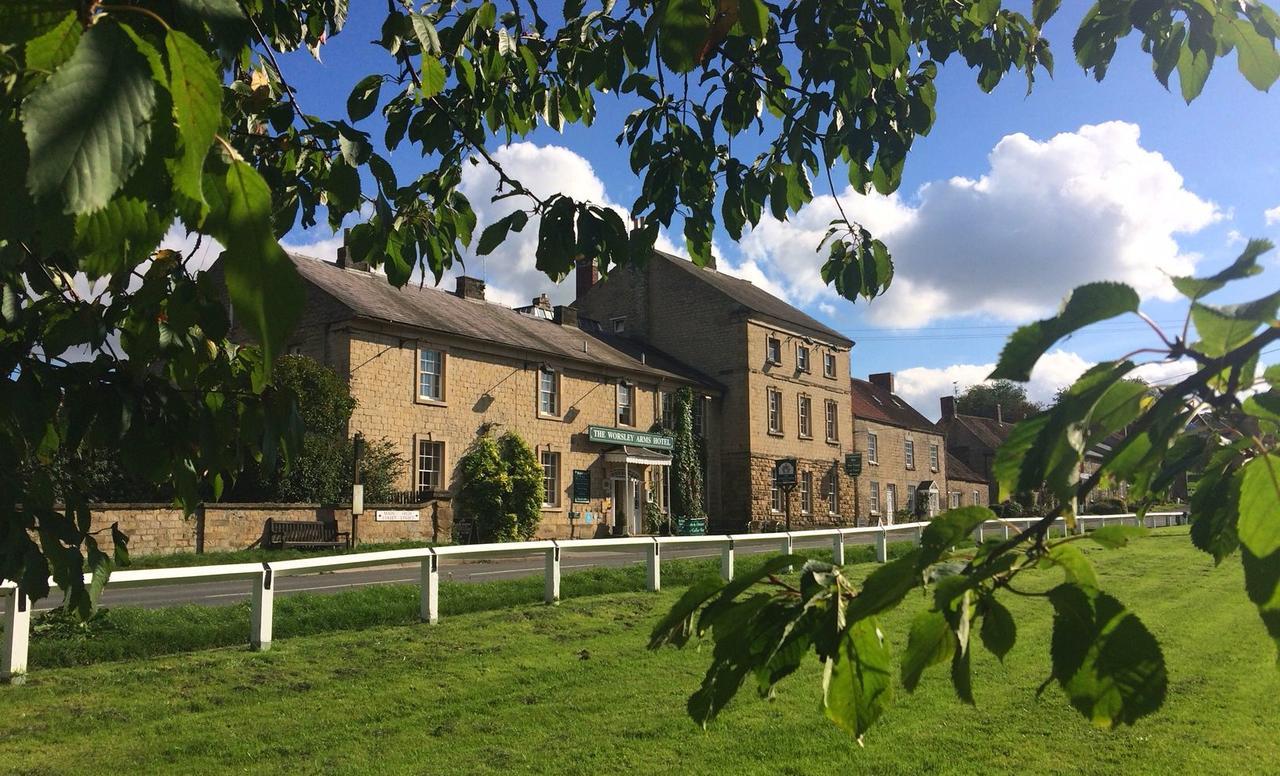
top-left (219, 240), bottom-right (1042, 542)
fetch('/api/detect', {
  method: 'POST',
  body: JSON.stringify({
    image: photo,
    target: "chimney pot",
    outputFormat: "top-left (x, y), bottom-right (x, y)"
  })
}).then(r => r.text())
top-left (869, 372), bottom-right (895, 394)
top-left (575, 257), bottom-right (599, 302)
top-left (553, 305), bottom-right (578, 327)
top-left (455, 276), bottom-right (486, 300)
top-left (532, 293), bottom-right (552, 311)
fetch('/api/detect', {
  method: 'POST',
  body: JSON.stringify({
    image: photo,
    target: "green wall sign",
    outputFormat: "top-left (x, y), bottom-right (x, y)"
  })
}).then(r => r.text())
top-left (587, 425), bottom-right (674, 450)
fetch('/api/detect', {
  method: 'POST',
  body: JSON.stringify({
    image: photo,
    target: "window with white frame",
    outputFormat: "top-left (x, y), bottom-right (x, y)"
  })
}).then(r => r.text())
top-left (796, 344), bottom-right (810, 373)
top-left (771, 469), bottom-right (783, 512)
top-left (972, 489), bottom-right (981, 506)
top-left (867, 432), bottom-right (878, 463)
top-left (538, 368), bottom-right (559, 416)
top-left (907, 484), bottom-right (918, 515)
top-left (766, 336), bottom-right (781, 365)
top-left (616, 382), bottom-right (634, 426)
top-left (950, 491), bottom-right (961, 509)
top-left (416, 440), bottom-right (444, 492)
top-left (869, 481), bottom-right (880, 513)
top-left (417, 347), bottom-right (444, 401)
top-left (825, 470), bottom-right (839, 515)
top-left (825, 400), bottom-right (839, 441)
top-left (798, 395), bottom-right (812, 438)
top-left (929, 442), bottom-right (939, 472)
top-left (541, 450), bottom-right (561, 507)
top-left (905, 438), bottom-right (915, 468)
top-left (800, 471), bottom-right (813, 514)
top-left (767, 387), bottom-right (783, 434)
top-left (823, 351), bottom-right (836, 378)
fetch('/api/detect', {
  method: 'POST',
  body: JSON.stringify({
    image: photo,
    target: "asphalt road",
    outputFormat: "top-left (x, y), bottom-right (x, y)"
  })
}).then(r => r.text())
top-left (33, 533), bottom-right (888, 613)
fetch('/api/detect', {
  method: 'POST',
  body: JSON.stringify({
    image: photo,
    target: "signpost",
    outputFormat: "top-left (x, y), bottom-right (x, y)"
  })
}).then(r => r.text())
top-left (572, 470), bottom-right (590, 503)
top-left (844, 452), bottom-right (862, 477)
top-left (774, 458), bottom-right (798, 531)
top-left (587, 425), bottom-right (673, 450)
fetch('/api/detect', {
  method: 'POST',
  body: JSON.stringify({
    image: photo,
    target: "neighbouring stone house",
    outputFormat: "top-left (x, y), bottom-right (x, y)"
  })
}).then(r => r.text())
top-left (945, 453), bottom-right (989, 510)
top-left (849, 374), bottom-right (948, 524)
top-left (231, 249), bottom-right (723, 540)
top-left (937, 395), bottom-right (1010, 506)
top-left (574, 251), bottom-right (858, 530)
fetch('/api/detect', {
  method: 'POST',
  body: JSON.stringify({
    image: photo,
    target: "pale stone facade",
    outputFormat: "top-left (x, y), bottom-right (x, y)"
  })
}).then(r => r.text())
top-left (575, 252), bottom-right (859, 530)
top-left (850, 375), bottom-right (949, 525)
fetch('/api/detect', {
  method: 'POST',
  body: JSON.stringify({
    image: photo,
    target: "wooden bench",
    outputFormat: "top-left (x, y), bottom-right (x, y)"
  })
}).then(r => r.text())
top-left (265, 519), bottom-right (350, 550)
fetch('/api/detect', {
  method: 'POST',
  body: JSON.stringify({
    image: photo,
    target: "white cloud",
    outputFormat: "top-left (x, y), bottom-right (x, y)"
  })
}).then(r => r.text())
top-left (1266, 205), bottom-right (1280, 226)
top-left (894, 352), bottom-right (1199, 421)
top-left (740, 121), bottom-right (1221, 328)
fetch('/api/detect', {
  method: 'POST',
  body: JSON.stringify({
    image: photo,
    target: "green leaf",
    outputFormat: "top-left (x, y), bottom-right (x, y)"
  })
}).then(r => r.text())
top-left (1042, 543), bottom-right (1098, 589)
top-left (845, 550), bottom-right (921, 623)
top-left (22, 20), bottom-right (157, 214)
top-left (422, 57), bottom-right (447, 98)
top-left (209, 160), bottom-right (304, 368)
top-left (1190, 463), bottom-right (1243, 564)
top-left (1228, 17), bottom-right (1280, 91)
top-left (901, 609), bottom-right (955, 691)
top-left (920, 507), bottom-right (995, 563)
top-left (648, 576), bottom-right (725, 649)
top-left (823, 618), bottom-right (893, 740)
top-left (24, 11), bottom-right (80, 72)
top-left (1171, 238), bottom-right (1269, 299)
top-left (346, 74), bottom-right (383, 122)
top-left (1190, 289), bottom-right (1280, 357)
top-left (0, 0), bottom-right (76, 44)
top-left (1048, 584), bottom-right (1168, 728)
top-left (477, 210), bottom-right (529, 256)
top-left (1087, 525), bottom-right (1148, 549)
top-left (1241, 547), bottom-right (1280, 665)
top-left (697, 554), bottom-right (801, 635)
top-left (979, 596), bottom-right (1016, 662)
top-left (1177, 38), bottom-right (1214, 102)
top-left (739, 0), bottom-right (769, 41)
top-left (1032, 0), bottom-right (1061, 28)
top-left (164, 29), bottom-right (222, 215)
top-left (658, 0), bottom-right (711, 74)
top-left (992, 282), bottom-right (1140, 381)
top-left (1239, 454), bottom-right (1280, 558)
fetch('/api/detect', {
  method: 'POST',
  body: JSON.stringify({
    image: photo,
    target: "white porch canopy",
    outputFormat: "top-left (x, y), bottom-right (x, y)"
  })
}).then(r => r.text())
top-left (604, 446), bottom-right (672, 466)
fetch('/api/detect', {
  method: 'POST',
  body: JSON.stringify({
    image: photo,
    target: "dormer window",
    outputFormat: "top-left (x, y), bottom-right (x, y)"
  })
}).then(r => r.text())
top-left (612, 317), bottom-right (626, 333)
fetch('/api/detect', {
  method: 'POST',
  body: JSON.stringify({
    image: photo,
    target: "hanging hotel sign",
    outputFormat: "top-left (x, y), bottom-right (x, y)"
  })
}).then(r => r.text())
top-left (844, 452), bottom-right (863, 477)
top-left (587, 425), bottom-right (674, 450)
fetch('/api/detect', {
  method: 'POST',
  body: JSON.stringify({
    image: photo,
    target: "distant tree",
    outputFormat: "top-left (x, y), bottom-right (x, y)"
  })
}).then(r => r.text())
top-left (955, 380), bottom-right (1041, 421)
top-left (233, 355), bottom-right (403, 504)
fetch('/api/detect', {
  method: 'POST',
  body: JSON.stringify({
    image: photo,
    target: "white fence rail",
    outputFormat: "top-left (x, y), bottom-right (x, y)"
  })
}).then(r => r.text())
top-left (1, 511), bottom-right (1186, 683)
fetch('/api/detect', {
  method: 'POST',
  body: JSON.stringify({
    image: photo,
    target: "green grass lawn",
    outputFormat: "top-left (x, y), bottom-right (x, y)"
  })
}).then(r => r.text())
top-left (3, 529), bottom-right (1277, 775)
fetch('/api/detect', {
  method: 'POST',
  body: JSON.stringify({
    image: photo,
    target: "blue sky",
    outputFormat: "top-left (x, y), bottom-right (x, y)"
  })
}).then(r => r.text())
top-left (270, 8), bottom-right (1280, 417)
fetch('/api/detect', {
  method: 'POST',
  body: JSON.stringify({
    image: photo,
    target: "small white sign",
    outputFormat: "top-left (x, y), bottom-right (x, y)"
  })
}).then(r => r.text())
top-left (375, 509), bottom-right (420, 522)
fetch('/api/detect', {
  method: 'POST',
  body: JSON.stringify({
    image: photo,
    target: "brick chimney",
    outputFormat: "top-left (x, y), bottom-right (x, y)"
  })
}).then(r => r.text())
top-left (335, 228), bottom-right (369, 271)
top-left (869, 372), bottom-right (895, 394)
top-left (531, 293), bottom-right (552, 311)
top-left (455, 276), bottom-right (485, 300)
top-left (575, 258), bottom-right (598, 301)
top-left (553, 305), bottom-right (578, 327)
top-left (940, 395), bottom-right (956, 420)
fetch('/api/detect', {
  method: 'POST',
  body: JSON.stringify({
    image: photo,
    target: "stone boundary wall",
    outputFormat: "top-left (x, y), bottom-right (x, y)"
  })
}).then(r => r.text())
top-left (85, 501), bottom-right (453, 557)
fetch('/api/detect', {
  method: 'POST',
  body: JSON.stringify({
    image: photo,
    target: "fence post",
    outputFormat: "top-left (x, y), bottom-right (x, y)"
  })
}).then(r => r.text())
top-left (1002, 523), bottom-right (1011, 541)
top-left (875, 528), bottom-right (888, 563)
top-left (2, 587), bottom-right (30, 684)
top-left (420, 551), bottom-right (439, 623)
top-left (832, 532), bottom-right (845, 566)
top-left (545, 544), bottom-right (561, 603)
top-left (973, 523), bottom-right (984, 545)
top-left (646, 540), bottom-right (661, 592)
top-left (781, 533), bottom-right (794, 573)
top-left (250, 565), bottom-right (274, 652)
top-left (721, 539), bottom-right (735, 582)
top-left (914, 525), bottom-right (923, 545)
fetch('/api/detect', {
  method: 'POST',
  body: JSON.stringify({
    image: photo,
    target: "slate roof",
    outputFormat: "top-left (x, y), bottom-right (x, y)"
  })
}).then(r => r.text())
top-left (653, 251), bottom-right (853, 347)
top-left (290, 255), bottom-right (719, 389)
top-left (849, 378), bottom-right (940, 434)
top-left (942, 413), bottom-right (1012, 452)
top-left (946, 453), bottom-right (987, 485)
